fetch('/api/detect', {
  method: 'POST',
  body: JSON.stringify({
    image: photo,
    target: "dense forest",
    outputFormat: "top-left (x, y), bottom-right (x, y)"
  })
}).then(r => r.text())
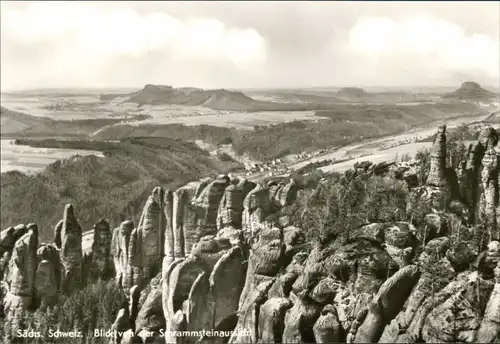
top-left (1, 137), bottom-right (243, 242)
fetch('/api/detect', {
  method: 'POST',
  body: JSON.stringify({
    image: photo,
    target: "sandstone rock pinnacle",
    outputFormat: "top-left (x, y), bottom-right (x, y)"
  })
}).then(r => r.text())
top-left (91, 218), bottom-right (113, 280)
top-left (60, 204), bottom-right (83, 292)
top-left (427, 125), bottom-right (447, 187)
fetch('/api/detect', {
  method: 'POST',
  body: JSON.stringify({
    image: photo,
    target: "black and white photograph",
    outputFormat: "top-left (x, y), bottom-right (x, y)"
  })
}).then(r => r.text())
top-left (0, 1), bottom-right (499, 343)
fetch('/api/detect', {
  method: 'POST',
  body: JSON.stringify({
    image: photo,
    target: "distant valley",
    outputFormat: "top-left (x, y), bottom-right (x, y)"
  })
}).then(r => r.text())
top-left (1, 82), bottom-right (498, 168)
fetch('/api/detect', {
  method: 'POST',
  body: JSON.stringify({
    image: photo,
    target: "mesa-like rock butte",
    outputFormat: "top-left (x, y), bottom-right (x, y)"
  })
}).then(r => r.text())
top-left (1, 125), bottom-right (499, 344)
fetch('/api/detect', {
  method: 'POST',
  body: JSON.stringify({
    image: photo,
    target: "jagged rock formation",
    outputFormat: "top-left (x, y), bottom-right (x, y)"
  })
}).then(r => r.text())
top-left (90, 218), bottom-right (113, 280)
top-left (421, 271), bottom-right (493, 342)
top-left (408, 125), bottom-right (497, 229)
top-left (1, 124), bottom-right (500, 344)
top-left (353, 265), bottom-right (420, 342)
top-left (58, 204), bottom-right (83, 292)
top-left (427, 124), bottom-right (448, 188)
top-left (477, 261), bottom-right (500, 343)
top-left (135, 274), bottom-right (164, 343)
top-left (3, 224), bottom-right (38, 327)
top-left (217, 179), bottom-right (256, 230)
top-left (268, 179), bottom-right (298, 208)
top-left (0, 228), bottom-right (15, 281)
top-left (125, 188), bottom-right (165, 291)
top-left (460, 141), bottom-right (486, 223)
top-left (242, 183), bottom-right (274, 234)
top-left (480, 146), bottom-right (500, 238)
top-left (163, 189), bottom-right (175, 267)
top-left (112, 220), bottom-right (134, 287)
top-left (0, 225), bottom-right (27, 255)
top-left (194, 176), bottom-right (230, 230)
top-left (138, 187), bottom-right (165, 272)
top-left (173, 181), bottom-right (202, 260)
top-left (0, 224), bottom-right (29, 283)
top-left (35, 244), bottom-right (60, 308)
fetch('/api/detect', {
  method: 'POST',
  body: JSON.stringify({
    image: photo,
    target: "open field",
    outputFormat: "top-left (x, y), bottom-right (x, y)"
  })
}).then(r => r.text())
top-left (0, 139), bottom-right (104, 173)
top-left (6, 84), bottom-right (491, 124)
top-left (1, 94), bottom-right (118, 119)
top-left (132, 110), bottom-right (323, 128)
top-left (1, 84), bottom-right (498, 174)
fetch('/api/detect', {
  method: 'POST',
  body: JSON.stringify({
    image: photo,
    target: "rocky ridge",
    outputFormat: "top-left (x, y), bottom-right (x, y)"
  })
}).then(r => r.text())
top-left (0, 125), bottom-right (499, 343)
top-left (100, 84), bottom-right (270, 111)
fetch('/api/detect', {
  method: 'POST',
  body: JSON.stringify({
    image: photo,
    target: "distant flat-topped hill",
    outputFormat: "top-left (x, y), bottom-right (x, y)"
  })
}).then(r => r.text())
top-left (443, 81), bottom-right (497, 100)
top-left (100, 84), bottom-right (271, 111)
top-left (334, 87), bottom-right (406, 102)
top-left (336, 87), bottom-right (369, 98)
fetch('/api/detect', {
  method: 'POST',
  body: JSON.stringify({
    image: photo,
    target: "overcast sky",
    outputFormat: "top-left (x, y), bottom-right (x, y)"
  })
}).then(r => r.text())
top-left (1, 1), bottom-right (499, 91)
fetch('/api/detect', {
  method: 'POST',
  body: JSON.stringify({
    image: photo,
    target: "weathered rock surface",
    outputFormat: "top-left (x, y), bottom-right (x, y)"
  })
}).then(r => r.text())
top-left (210, 247), bottom-right (246, 327)
top-left (164, 256), bottom-right (207, 341)
top-left (35, 244), bottom-right (60, 308)
top-left (91, 218), bottom-right (113, 280)
top-left (0, 225), bottom-right (26, 256)
top-left (477, 262), bottom-right (500, 343)
top-left (163, 189), bottom-right (175, 266)
top-left (135, 188), bottom-right (165, 279)
top-left (185, 177), bottom-right (232, 259)
top-left (479, 146), bottom-right (500, 237)
top-left (112, 220), bottom-right (134, 286)
top-left (478, 127), bottom-right (499, 150)
top-left (135, 285), bottom-right (165, 342)
top-left (3, 124), bottom-right (500, 344)
top-left (421, 271), bottom-right (493, 342)
top-left (268, 179), bottom-right (298, 208)
top-left (427, 125), bottom-right (447, 188)
top-left (191, 235), bottom-right (232, 270)
top-left (313, 304), bottom-right (342, 343)
top-left (3, 223), bottom-right (38, 329)
top-left (229, 276), bottom-right (275, 344)
top-left (0, 226), bottom-right (16, 280)
top-left (460, 141), bottom-right (486, 222)
top-left (173, 182), bottom-right (201, 258)
top-left (242, 183), bottom-right (274, 233)
top-left (186, 272), bottom-right (214, 337)
top-left (258, 297), bottom-right (292, 343)
top-left (282, 293), bottom-right (322, 343)
top-left (217, 179), bottom-right (255, 230)
top-left (353, 265), bottom-right (420, 343)
top-left (59, 204), bottom-right (83, 292)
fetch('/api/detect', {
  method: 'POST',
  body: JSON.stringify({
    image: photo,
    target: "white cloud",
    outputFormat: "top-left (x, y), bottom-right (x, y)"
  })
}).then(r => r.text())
top-left (349, 17), bottom-right (397, 54)
top-left (172, 18), bottom-right (266, 65)
top-left (1, 2), bottom-right (498, 90)
top-left (348, 14), bottom-right (500, 80)
top-left (0, 2), bottom-right (267, 89)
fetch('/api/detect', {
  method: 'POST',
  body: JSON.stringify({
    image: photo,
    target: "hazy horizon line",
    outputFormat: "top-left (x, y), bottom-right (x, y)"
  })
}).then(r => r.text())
top-left (2, 81), bottom-right (500, 94)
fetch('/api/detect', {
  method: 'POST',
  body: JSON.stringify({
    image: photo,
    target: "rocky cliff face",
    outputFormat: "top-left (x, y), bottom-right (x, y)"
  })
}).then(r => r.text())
top-left (3, 224), bottom-right (38, 329)
top-left (1, 125), bottom-right (499, 343)
top-left (427, 124), bottom-right (448, 188)
top-left (480, 146), bottom-right (500, 237)
top-left (90, 218), bottom-right (113, 280)
top-left (58, 204), bottom-right (83, 292)
top-left (125, 187), bottom-right (165, 291)
top-left (35, 243), bottom-right (60, 309)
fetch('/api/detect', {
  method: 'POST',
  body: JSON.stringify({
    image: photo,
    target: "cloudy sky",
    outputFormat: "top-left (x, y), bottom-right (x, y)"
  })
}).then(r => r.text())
top-left (1, 1), bottom-right (499, 91)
